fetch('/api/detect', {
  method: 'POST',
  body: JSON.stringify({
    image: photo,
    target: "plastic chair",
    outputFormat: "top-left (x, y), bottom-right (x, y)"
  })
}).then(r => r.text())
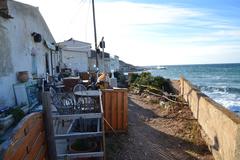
top-left (73, 84), bottom-right (87, 92)
top-left (49, 87), bottom-right (56, 98)
top-left (75, 97), bottom-right (97, 113)
top-left (52, 93), bottom-right (76, 115)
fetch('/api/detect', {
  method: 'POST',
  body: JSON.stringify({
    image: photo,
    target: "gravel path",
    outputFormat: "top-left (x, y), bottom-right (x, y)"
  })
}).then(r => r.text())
top-left (106, 94), bottom-right (213, 160)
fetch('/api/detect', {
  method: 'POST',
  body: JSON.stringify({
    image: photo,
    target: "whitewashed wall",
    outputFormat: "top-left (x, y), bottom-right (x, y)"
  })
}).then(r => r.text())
top-left (0, 1), bottom-right (55, 106)
top-left (59, 39), bottom-right (91, 72)
top-left (62, 50), bottom-right (89, 72)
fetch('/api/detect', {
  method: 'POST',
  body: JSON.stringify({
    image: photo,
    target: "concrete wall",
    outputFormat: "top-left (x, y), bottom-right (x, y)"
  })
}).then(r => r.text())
top-left (180, 77), bottom-right (240, 160)
top-left (0, 1), bottom-right (55, 106)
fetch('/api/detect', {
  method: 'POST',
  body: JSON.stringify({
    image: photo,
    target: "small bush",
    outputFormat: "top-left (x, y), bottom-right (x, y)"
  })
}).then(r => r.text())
top-left (7, 107), bottom-right (25, 124)
top-left (135, 72), bottom-right (153, 86)
top-left (152, 76), bottom-right (172, 92)
top-left (129, 73), bottom-right (139, 84)
top-left (129, 72), bottom-right (173, 93)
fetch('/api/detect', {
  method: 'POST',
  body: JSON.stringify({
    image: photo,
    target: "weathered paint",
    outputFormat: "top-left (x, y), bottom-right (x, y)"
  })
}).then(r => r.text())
top-left (0, 1), bottom-right (55, 106)
top-left (0, 18), bottom-right (13, 77)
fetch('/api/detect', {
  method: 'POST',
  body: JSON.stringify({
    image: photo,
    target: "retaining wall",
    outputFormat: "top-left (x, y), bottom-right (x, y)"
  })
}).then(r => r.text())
top-left (180, 77), bottom-right (240, 160)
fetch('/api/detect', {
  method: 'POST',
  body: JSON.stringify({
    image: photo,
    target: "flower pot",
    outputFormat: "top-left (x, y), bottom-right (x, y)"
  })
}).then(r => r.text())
top-left (17, 71), bottom-right (29, 83)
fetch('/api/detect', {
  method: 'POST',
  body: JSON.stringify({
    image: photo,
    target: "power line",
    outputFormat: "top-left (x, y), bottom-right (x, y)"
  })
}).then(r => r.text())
top-left (85, 0), bottom-right (91, 41)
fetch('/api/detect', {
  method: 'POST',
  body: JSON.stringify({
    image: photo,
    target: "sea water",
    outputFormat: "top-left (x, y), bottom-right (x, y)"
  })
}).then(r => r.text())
top-left (148, 63), bottom-right (240, 114)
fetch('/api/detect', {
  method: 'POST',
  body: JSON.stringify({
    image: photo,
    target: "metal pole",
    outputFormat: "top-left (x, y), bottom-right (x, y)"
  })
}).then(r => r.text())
top-left (101, 37), bottom-right (105, 72)
top-left (92, 0), bottom-right (98, 68)
top-left (102, 47), bottom-right (105, 72)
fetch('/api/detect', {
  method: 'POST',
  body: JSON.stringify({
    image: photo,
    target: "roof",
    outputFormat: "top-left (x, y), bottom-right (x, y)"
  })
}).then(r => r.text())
top-left (58, 38), bottom-right (91, 46)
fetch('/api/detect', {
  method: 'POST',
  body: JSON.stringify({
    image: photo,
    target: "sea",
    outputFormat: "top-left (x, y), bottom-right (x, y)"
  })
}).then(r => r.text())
top-left (147, 63), bottom-right (240, 114)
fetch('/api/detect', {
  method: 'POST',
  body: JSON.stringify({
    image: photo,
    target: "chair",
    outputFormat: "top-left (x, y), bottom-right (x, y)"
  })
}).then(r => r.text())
top-left (49, 87), bottom-right (56, 98)
top-left (75, 97), bottom-right (97, 113)
top-left (52, 93), bottom-right (76, 115)
top-left (73, 84), bottom-right (87, 92)
top-left (51, 93), bottom-right (76, 133)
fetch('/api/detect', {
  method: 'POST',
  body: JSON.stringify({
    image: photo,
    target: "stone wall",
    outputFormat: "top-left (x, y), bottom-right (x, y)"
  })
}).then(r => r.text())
top-left (180, 77), bottom-right (240, 160)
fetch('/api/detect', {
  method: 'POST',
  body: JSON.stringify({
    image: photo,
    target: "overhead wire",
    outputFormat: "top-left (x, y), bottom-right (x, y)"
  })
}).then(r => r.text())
top-left (85, 0), bottom-right (91, 41)
top-left (68, 0), bottom-right (88, 24)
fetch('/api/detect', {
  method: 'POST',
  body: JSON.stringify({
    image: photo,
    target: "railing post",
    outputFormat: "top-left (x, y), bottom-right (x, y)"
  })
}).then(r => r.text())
top-left (42, 92), bottom-right (57, 160)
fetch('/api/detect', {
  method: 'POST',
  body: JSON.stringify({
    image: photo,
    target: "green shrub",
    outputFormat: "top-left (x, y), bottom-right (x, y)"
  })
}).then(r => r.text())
top-left (136, 72), bottom-right (153, 86)
top-left (151, 76), bottom-right (172, 92)
top-left (129, 73), bottom-right (139, 84)
top-left (7, 107), bottom-right (25, 124)
top-left (129, 72), bottom-right (173, 93)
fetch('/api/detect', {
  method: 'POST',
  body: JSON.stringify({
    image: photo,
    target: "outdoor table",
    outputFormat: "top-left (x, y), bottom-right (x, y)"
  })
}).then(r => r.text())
top-left (81, 80), bottom-right (90, 87)
top-left (55, 84), bottom-right (65, 92)
top-left (82, 80), bottom-right (89, 83)
top-left (74, 90), bottom-right (101, 97)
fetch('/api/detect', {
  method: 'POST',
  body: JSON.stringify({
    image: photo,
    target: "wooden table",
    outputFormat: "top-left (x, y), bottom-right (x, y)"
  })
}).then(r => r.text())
top-left (82, 80), bottom-right (90, 84)
top-left (74, 90), bottom-right (101, 97)
top-left (55, 84), bottom-right (65, 92)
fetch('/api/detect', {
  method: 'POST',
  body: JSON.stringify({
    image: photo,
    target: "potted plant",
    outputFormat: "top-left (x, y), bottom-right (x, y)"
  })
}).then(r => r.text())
top-left (0, 112), bottom-right (14, 135)
top-left (0, 107), bottom-right (25, 135)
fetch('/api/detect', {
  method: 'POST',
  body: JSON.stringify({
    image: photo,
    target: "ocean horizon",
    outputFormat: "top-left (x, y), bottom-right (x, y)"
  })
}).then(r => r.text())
top-left (146, 63), bottom-right (240, 114)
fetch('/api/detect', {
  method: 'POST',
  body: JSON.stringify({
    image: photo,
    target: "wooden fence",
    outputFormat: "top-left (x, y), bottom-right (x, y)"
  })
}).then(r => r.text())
top-left (102, 88), bottom-right (128, 133)
top-left (1, 112), bottom-right (47, 160)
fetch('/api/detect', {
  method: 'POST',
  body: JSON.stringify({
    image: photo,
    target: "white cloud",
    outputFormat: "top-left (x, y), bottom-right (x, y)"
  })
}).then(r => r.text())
top-left (15, 0), bottom-right (240, 65)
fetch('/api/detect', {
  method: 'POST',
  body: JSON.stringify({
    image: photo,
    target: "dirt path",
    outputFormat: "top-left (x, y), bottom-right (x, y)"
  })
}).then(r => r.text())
top-left (106, 94), bottom-right (213, 160)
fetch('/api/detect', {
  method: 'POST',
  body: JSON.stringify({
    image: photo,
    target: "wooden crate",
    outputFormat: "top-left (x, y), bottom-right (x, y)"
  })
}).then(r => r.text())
top-left (1, 112), bottom-right (47, 160)
top-left (102, 88), bottom-right (128, 133)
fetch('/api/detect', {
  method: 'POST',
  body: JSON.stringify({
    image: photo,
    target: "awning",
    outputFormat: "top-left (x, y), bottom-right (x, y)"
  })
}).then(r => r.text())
top-left (44, 40), bottom-right (56, 51)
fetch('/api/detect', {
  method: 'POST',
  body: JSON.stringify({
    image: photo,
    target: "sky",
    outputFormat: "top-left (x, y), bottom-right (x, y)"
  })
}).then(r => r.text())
top-left (16, 0), bottom-right (240, 66)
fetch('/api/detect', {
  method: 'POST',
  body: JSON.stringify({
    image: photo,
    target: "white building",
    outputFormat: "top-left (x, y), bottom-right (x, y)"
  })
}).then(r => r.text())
top-left (58, 38), bottom-right (91, 73)
top-left (0, 0), bottom-right (57, 106)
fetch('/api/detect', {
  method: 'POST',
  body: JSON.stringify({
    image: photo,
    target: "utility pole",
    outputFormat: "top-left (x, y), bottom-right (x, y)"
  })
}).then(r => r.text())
top-left (100, 37), bottom-right (105, 72)
top-left (92, 0), bottom-right (99, 68)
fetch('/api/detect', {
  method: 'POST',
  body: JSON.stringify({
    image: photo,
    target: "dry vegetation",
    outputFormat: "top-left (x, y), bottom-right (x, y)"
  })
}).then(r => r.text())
top-left (106, 75), bottom-right (213, 160)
